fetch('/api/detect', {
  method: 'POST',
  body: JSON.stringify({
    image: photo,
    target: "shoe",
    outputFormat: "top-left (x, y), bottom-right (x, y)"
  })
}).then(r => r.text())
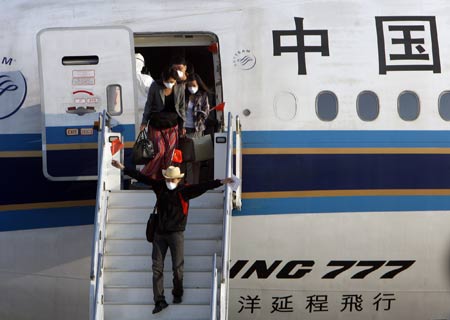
top-left (152, 300), bottom-right (168, 314)
top-left (173, 295), bottom-right (182, 304)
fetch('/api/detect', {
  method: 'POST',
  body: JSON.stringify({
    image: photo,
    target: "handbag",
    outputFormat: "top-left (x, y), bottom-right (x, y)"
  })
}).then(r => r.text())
top-left (146, 202), bottom-right (158, 243)
top-left (132, 130), bottom-right (155, 165)
top-left (178, 136), bottom-right (195, 162)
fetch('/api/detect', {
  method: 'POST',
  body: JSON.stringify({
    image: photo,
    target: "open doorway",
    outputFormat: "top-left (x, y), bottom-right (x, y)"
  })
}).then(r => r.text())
top-left (134, 33), bottom-right (222, 182)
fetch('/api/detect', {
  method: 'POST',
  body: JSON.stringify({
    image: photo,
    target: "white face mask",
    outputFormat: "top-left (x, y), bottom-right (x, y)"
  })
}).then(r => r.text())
top-left (163, 81), bottom-right (175, 89)
top-left (166, 181), bottom-right (178, 190)
top-left (188, 86), bottom-right (198, 94)
top-left (177, 70), bottom-right (184, 79)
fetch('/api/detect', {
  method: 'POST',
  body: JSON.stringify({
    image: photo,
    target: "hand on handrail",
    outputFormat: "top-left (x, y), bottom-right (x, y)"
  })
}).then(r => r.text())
top-left (111, 160), bottom-right (125, 170)
top-left (220, 177), bottom-right (234, 185)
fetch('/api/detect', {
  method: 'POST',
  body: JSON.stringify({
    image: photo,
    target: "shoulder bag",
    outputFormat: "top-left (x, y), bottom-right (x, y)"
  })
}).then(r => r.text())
top-left (146, 201), bottom-right (158, 243)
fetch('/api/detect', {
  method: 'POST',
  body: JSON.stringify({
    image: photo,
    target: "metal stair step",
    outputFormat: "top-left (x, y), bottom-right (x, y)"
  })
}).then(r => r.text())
top-left (104, 255), bottom-right (222, 272)
top-left (104, 287), bottom-right (211, 305)
top-left (108, 190), bottom-right (157, 208)
top-left (106, 223), bottom-right (222, 240)
top-left (104, 271), bottom-right (213, 287)
top-left (108, 190), bottom-right (223, 209)
top-left (104, 304), bottom-right (209, 320)
top-left (105, 239), bottom-right (222, 256)
top-left (108, 208), bottom-right (223, 224)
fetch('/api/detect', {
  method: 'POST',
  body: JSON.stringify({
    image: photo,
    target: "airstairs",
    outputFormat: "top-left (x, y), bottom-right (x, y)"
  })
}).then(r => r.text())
top-left (103, 190), bottom-right (223, 319)
top-left (89, 111), bottom-right (242, 320)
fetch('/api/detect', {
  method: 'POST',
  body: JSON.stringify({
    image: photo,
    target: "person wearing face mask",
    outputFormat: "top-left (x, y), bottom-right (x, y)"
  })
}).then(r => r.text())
top-left (170, 55), bottom-right (189, 84)
top-left (111, 160), bottom-right (233, 314)
top-left (140, 67), bottom-right (186, 179)
top-left (184, 73), bottom-right (211, 184)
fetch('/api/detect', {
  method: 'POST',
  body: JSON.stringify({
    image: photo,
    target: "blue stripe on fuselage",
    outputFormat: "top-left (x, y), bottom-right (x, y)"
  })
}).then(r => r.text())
top-left (0, 157), bottom-right (97, 205)
top-left (242, 130), bottom-right (450, 148)
top-left (235, 195), bottom-right (450, 216)
top-left (3, 130), bottom-right (450, 230)
top-left (242, 153), bottom-right (450, 192)
top-left (0, 206), bottom-right (94, 232)
top-left (45, 124), bottom-right (135, 144)
top-left (0, 124), bottom-right (135, 151)
top-left (0, 133), bottom-right (42, 151)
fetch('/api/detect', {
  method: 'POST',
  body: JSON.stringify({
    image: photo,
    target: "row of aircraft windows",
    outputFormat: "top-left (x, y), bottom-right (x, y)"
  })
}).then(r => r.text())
top-left (314, 91), bottom-right (450, 121)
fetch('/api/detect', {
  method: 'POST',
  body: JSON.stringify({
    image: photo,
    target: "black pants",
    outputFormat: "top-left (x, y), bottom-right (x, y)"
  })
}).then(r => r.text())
top-left (152, 231), bottom-right (184, 303)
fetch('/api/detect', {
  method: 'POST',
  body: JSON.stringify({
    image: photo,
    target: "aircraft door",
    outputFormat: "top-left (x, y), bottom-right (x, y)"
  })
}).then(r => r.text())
top-left (37, 27), bottom-right (136, 181)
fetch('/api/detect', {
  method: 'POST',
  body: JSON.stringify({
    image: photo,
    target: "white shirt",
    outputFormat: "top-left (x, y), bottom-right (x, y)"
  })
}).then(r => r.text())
top-left (185, 100), bottom-right (195, 129)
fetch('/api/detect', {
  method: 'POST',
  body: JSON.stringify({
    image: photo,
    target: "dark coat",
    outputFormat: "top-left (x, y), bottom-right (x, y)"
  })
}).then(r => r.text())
top-left (124, 167), bottom-right (222, 232)
top-left (141, 81), bottom-right (186, 127)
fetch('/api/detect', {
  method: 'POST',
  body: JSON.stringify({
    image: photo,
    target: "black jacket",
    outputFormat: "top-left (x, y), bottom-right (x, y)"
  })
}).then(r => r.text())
top-left (141, 81), bottom-right (186, 128)
top-left (124, 167), bottom-right (222, 233)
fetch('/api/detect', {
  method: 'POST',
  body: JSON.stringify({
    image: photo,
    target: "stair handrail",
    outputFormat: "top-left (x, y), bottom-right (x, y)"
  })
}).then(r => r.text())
top-left (210, 253), bottom-right (218, 320)
top-left (89, 110), bottom-right (112, 320)
top-left (234, 115), bottom-right (242, 210)
top-left (219, 112), bottom-right (234, 320)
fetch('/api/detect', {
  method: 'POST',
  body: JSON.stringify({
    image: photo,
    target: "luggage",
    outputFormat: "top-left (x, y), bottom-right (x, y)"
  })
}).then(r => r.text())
top-left (178, 137), bottom-right (195, 162)
top-left (193, 134), bottom-right (214, 162)
top-left (178, 134), bottom-right (214, 162)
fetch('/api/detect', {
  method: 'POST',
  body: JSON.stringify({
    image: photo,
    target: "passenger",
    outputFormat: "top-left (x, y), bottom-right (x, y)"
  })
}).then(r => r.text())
top-left (111, 160), bottom-right (234, 314)
top-left (184, 73), bottom-right (211, 184)
top-left (170, 55), bottom-right (189, 83)
top-left (140, 67), bottom-right (186, 179)
top-left (135, 53), bottom-right (154, 115)
top-left (186, 62), bottom-right (195, 80)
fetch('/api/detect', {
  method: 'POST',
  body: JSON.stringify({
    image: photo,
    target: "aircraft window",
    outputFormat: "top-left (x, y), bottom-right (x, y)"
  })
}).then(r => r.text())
top-left (106, 84), bottom-right (123, 115)
top-left (357, 91), bottom-right (379, 121)
top-left (274, 91), bottom-right (297, 121)
top-left (398, 91), bottom-right (419, 121)
top-left (62, 55), bottom-right (99, 65)
top-left (316, 91), bottom-right (338, 121)
top-left (438, 91), bottom-right (450, 121)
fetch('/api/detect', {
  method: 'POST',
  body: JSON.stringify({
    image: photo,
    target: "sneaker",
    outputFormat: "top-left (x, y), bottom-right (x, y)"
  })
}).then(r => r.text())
top-left (173, 295), bottom-right (182, 304)
top-left (152, 300), bottom-right (168, 314)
